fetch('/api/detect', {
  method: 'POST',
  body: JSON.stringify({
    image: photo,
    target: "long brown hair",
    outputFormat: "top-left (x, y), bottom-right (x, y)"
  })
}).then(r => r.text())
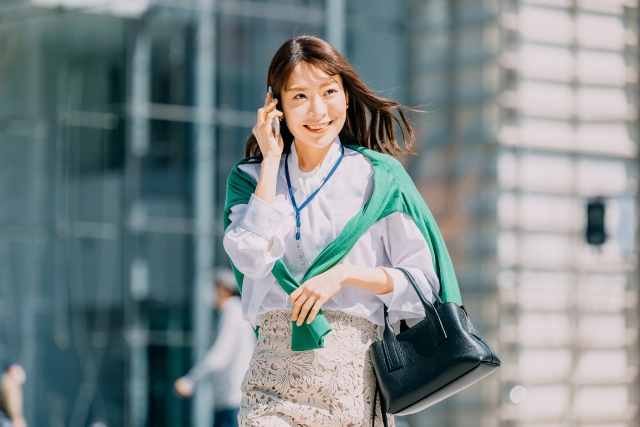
top-left (244, 35), bottom-right (417, 159)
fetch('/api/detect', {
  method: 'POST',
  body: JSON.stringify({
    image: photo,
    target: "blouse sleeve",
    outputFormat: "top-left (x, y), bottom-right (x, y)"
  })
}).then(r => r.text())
top-left (222, 194), bottom-right (288, 280)
top-left (185, 305), bottom-right (235, 381)
top-left (377, 211), bottom-right (441, 325)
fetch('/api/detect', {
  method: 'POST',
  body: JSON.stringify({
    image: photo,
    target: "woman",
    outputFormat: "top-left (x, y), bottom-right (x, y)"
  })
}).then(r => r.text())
top-left (223, 36), bottom-right (456, 427)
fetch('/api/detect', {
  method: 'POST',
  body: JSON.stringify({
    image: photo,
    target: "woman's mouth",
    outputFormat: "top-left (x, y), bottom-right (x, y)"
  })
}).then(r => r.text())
top-left (303, 121), bottom-right (333, 133)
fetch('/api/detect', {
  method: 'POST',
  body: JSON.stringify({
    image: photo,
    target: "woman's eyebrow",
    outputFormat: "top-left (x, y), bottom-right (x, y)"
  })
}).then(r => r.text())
top-left (286, 79), bottom-right (339, 92)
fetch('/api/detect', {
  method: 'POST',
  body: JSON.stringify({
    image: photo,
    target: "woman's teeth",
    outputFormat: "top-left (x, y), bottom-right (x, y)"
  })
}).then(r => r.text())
top-left (306, 122), bottom-right (330, 130)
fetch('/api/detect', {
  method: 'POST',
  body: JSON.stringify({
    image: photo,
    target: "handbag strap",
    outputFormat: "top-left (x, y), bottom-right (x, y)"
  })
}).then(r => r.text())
top-left (381, 305), bottom-right (405, 370)
top-left (372, 381), bottom-right (389, 427)
top-left (395, 267), bottom-right (447, 344)
top-left (423, 271), bottom-right (443, 306)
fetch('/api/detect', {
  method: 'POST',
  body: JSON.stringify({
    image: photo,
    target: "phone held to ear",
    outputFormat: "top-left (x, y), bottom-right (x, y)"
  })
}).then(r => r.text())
top-left (268, 86), bottom-right (280, 142)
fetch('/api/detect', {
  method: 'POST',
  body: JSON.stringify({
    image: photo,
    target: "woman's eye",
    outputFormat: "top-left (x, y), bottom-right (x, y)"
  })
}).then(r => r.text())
top-left (294, 93), bottom-right (306, 100)
top-left (325, 89), bottom-right (337, 95)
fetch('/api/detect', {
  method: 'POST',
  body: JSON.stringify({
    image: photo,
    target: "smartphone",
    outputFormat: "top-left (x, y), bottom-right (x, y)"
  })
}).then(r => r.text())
top-left (268, 86), bottom-right (280, 141)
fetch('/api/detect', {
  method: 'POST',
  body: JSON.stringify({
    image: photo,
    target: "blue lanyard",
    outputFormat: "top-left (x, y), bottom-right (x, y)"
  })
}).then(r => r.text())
top-left (285, 144), bottom-right (345, 241)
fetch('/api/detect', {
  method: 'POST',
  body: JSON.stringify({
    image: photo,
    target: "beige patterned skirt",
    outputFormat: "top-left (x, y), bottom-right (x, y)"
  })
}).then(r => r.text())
top-left (238, 310), bottom-right (394, 427)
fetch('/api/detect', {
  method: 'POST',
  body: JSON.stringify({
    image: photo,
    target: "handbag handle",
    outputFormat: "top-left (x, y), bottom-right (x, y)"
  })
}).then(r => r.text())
top-left (378, 267), bottom-right (448, 371)
top-left (394, 267), bottom-right (447, 345)
top-left (421, 270), bottom-right (443, 306)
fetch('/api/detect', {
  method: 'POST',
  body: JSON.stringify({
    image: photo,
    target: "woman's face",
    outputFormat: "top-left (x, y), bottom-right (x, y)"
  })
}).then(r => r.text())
top-left (280, 62), bottom-right (348, 150)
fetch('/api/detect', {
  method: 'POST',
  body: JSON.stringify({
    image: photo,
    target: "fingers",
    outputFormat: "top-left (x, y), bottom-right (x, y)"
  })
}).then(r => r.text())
top-left (265, 108), bottom-right (283, 123)
top-left (291, 291), bottom-right (306, 322)
top-left (305, 302), bottom-right (322, 325)
top-left (297, 297), bottom-right (317, 326)
top-left (291, 287), bottom-right (325, 326)
top-left (291, 287), bottom-right (315, 323)
top-left (256, 98), bottom-right (278, 125)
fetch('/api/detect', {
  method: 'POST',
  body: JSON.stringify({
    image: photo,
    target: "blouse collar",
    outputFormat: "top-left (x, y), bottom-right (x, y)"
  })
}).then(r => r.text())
top-left (281, 135), bottom-right (343, 190)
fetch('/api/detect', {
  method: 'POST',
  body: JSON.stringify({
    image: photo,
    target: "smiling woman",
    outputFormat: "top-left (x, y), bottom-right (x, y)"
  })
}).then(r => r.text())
top-left (284, 68), bottom-right (345, 140)
top-left (274, 65), bottom-right (349, 172)
top-left (243, 35), bottom-right (416, 161)
top-left (222, 35), bottom-right (454, 427)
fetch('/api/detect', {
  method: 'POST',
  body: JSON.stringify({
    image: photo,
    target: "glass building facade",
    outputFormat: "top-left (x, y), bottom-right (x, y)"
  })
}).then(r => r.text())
top-left (0, 0), bottom-right (638, 426)
top-left (405, 1), bottom-right (639, 426)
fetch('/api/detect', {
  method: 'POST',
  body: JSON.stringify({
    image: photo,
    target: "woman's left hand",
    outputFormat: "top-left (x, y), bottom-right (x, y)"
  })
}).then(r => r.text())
top-left (290, 265), bottom-right (345, 326)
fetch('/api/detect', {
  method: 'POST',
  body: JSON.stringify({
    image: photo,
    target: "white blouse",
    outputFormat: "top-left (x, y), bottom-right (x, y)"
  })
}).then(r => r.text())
top-left (223, 136), bottom-right (440, 329)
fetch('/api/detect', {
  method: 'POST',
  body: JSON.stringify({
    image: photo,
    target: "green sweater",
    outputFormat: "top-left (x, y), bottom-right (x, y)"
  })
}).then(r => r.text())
top-left (223, 145), bottom-right (462, 351)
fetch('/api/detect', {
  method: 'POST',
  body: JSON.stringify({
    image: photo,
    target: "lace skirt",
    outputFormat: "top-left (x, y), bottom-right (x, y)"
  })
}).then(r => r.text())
top-left (238, 310), bottom-right (394, 427)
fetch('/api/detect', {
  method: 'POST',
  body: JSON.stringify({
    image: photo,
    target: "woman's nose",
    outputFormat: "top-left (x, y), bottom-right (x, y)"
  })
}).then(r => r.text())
top-left (308, 95), bottom-right (328, 117)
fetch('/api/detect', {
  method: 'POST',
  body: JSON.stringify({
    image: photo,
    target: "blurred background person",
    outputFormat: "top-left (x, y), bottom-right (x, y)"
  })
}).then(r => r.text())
top-left (0, 362), bottom-right (26, 427)
top-left (174, 269), bottom-right (255, 427)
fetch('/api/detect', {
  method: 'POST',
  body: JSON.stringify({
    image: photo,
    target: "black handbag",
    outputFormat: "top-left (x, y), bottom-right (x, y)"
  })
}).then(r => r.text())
top-left (369, 267), bottom-right (501, 426)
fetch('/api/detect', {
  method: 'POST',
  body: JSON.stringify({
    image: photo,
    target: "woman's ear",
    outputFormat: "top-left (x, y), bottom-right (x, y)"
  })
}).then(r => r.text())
top-left (345, 92), bottom-right (349, 108)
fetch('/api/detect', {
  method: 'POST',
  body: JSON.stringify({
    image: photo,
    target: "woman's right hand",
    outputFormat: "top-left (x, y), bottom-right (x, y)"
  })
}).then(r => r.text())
top-left (253, 91), bottom-right (284, 159)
